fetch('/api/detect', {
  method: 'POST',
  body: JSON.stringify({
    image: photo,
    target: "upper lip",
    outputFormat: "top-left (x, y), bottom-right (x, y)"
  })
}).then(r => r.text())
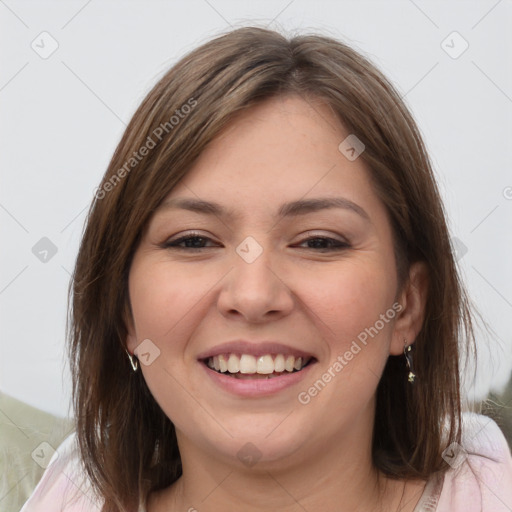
top-left (197, 340), bottom-right (316, 360)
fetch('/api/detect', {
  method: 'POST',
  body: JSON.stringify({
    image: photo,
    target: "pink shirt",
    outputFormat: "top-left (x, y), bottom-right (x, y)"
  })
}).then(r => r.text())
top-left (21, 413), bottom-right (512, 511)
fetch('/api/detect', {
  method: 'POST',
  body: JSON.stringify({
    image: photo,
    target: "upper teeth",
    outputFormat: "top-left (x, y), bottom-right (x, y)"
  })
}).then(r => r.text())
top-left (206, 354), bottom-right (309, 374)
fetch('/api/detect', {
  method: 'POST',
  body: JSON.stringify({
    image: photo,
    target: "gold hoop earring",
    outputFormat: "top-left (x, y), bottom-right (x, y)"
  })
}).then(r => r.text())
top-left (404, 340), bottom-right (416, 384)
top-left (125, 349), bottom-right (139, 372)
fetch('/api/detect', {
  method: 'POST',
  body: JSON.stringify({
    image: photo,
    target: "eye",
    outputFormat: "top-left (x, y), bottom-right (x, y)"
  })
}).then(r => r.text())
top-left (161, 232), bottom-right (350, 253)
top-left (295, 235), bottom-right (350, 252)
top-left (162, 232), bottom-right (220, 251)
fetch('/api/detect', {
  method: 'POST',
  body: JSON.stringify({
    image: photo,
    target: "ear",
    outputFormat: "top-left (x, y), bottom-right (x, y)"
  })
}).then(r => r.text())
top-left (124, 301), bottom-right (138, 355)
top-left (389, 261), bottom-right (429, 356)
top-left (126, 332), bottom-right (138, 355)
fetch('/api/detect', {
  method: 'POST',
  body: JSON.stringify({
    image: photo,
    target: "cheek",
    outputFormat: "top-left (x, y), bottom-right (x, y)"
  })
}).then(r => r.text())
top-left (302, 258), bottom-right (397, 355)
top-left (128, 260), bottom-right (208, 341)
top-left (294, 261), bottom-right (397, 420)
top-left (128, 263), bottom-right (214, 429)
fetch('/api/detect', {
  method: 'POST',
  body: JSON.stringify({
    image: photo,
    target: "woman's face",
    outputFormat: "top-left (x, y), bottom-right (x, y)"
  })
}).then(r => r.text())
top-left (127, 94), bottom-right (416, 469)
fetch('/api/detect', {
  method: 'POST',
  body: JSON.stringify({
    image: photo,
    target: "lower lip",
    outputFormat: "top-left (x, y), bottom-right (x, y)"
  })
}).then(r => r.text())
top-left (200, 361), bottom-right (316, 397)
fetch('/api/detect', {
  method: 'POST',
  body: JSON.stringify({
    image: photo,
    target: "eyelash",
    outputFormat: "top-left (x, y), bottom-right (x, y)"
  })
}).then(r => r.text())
top-left (162, 232), bottom-right (351, 252)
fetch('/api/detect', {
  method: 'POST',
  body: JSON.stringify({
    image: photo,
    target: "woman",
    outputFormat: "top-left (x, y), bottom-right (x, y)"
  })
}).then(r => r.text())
top-left (21, 26), bottom-right (512, 512)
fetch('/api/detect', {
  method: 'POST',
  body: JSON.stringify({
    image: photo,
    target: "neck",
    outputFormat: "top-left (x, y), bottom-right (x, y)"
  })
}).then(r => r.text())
top-left (181, 448), bottom-right (379, 510)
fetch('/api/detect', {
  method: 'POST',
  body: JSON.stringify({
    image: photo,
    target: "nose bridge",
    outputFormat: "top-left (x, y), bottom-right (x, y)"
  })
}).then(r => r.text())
top-left (217, 234), bottom-right (293, 321)
top-left (232, 234), bottom-right (280, 290)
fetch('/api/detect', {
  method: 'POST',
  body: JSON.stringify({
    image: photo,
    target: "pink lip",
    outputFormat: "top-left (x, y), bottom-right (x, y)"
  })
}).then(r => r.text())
top-left (196, 340), bottom-right (315, 360)
top-left (200, 360), bottom-right (316, 397)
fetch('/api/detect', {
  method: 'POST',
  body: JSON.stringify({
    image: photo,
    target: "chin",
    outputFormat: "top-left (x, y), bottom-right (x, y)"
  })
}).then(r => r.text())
top-left (185, 414), bottom-right (316, 470)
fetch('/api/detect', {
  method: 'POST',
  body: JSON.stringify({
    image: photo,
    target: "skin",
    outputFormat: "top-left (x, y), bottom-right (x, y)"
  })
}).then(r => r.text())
top-left (126, 94), bottom-right (429, 512)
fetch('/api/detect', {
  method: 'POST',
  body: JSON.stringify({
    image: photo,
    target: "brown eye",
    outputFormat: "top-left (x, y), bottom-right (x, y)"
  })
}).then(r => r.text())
top-left (163, 232), bottom-right (220, 251)
top-left (296, 236), bottom-right (350, 251)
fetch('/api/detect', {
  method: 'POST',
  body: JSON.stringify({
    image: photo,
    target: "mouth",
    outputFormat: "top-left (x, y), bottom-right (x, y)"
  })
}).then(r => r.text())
top-left (201, 353), bottom-right (316, 380)
top-left (197, 340), bottom-right (318, 395)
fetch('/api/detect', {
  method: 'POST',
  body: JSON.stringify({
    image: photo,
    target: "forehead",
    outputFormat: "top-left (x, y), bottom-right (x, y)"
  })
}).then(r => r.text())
top-left (162, 95), bottom-right (376, 212)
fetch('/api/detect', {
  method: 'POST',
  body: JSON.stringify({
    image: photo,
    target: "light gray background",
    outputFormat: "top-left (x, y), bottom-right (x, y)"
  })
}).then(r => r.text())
top-left (1, 0), bottom-right (511, 418)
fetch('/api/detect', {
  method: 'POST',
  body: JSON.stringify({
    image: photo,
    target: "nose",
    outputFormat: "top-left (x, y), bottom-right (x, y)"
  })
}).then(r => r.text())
top-left (217, 241), bottom-right (295, 324)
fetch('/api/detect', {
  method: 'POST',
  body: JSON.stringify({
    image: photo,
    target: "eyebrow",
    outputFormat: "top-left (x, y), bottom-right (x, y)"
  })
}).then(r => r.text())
top-left (156, 196), bottom-right (370, 222)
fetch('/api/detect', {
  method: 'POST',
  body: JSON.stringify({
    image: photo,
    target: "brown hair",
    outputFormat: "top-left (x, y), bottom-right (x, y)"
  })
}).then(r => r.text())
top-left (68, 25), bottom-right (475, 511)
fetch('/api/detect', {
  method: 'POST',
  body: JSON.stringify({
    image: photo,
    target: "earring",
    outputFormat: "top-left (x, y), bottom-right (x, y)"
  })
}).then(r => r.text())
top-left (404, 340), bottom-right (416, 384)
top-left (125, 349), bottom-right (139, 372)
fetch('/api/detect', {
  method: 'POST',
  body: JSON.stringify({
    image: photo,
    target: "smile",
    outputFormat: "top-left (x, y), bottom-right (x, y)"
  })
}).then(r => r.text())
top-left (204, 353), bottom-right (313, 379)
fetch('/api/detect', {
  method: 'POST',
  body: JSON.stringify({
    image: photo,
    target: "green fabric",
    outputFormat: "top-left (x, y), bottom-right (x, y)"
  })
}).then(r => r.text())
top-left (0, 393), bottom-right (74, 512)
top-left (483, 373), bottom-right (512, 450)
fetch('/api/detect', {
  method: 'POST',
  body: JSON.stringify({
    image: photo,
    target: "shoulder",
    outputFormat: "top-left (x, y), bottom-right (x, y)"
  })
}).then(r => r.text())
top-left (20, 432), bottom-right (103, 512)
top-left (436, 412), bottom-right (512, 512)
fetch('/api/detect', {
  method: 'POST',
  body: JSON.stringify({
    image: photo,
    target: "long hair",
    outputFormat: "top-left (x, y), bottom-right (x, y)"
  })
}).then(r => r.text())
top-left (67, 25), bottom-right (475, 511)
